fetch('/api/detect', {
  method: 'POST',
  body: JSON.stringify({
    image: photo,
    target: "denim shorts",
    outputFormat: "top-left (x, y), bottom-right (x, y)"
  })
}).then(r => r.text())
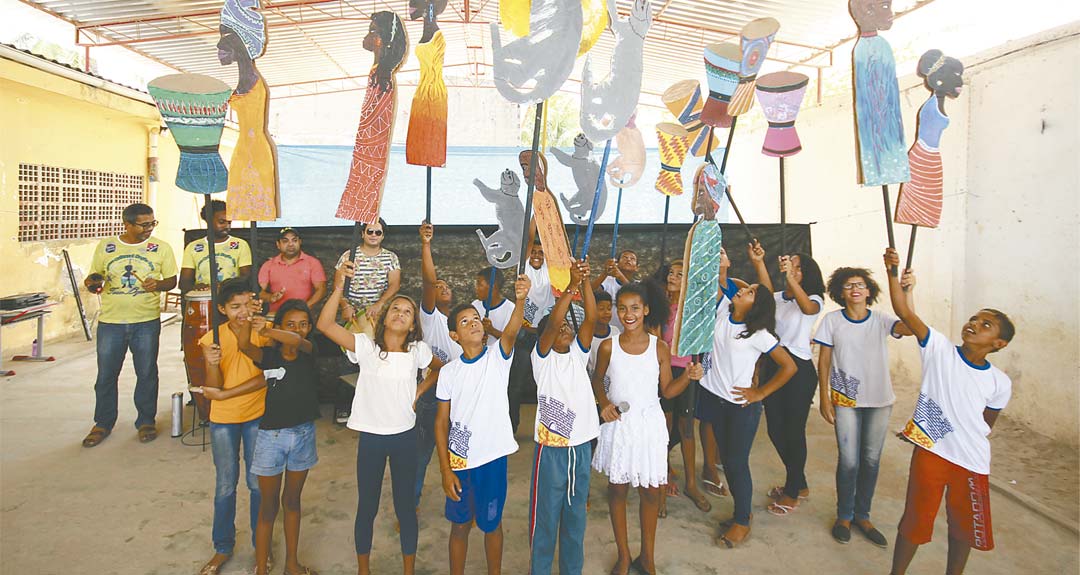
top-left (250, 421), bottom-right (319, 476)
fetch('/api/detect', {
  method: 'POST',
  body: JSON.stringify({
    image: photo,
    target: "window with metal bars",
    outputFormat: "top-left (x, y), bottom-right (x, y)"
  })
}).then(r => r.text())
top-left (17, 164), bottom-right (144, 242)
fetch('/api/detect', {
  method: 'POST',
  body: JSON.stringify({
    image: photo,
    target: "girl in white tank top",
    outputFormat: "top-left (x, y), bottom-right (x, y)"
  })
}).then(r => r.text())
top-left (591, 281), bottom-right (702, 575)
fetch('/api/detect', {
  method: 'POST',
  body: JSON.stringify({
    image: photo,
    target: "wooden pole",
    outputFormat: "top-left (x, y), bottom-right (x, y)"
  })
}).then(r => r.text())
top-left (581, 139), bottom-right (612, 258)
top-left (660, 196), bottom-right (671, 264)
top-left (705, 123), bottom-right (755, 243)
top-left (204, 195), bottom-right (220, 344)
top-left (610, 188), bottom-right (624, 260)
top-left (517, 102), bottom-right (545, 277)
top-left (905, 224), bottom-right (917, 271)
top-left (425, 166), bottom-right (432, 224)
top-left (779, 157), bottom-right (787, 255)
top-left (882, 184), bottom-right (898, 276)
top-left (348, 222), bottom-right (362, 302)
top-left (250, 221), bottom-right (259, 294)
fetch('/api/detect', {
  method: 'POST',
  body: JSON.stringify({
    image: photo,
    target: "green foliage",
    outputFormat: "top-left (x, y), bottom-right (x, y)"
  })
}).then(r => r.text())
top-left (518, 94), bottom-right (581, 148)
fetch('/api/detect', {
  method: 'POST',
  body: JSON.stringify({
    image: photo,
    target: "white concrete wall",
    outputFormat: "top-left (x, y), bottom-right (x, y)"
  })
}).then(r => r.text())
top-left (719, 24), bottom-right (1079, 445)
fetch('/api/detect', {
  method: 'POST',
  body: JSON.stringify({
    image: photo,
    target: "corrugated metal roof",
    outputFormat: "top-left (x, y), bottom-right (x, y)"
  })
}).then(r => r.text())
top-left (24, 0), bottom-right (930, 103)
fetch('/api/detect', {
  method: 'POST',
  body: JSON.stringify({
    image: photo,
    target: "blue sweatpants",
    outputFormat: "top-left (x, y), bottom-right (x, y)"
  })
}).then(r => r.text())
top-left (529, 442), bottom-right (592, 575)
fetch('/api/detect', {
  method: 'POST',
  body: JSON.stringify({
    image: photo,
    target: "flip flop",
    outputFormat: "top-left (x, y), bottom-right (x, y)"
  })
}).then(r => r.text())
top-left (82, 426), bottom-right (111, 448)
top-left (767, 486), bottom-right (809, 500)
top-left (767, 502), bottom-right (797, 516)
top-left (284, 566), bottom-right (319, 575)
top-left (702, 479), bottom-right (727, 498)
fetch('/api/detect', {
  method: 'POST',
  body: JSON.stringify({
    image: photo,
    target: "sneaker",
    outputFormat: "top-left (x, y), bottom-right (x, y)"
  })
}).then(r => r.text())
top-left (335, 408), bottom-right (350, 424)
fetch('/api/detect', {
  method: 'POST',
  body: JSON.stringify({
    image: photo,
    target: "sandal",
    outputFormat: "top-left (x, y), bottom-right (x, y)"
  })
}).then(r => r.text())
top-left (767, 502), bottom-right (797, 516)
top-left (716, 525), bottom-right (751, 549)
top-left (702, 479), bottom-right (727, 498)
top-left (686, 489), bottom-right (712, 513)
top-left (767, 486), bottom-right (808, 500)
top-left (82, 426), bottom-right (111, 448)
top-left (284, 566), bottom-right (319, 575)
top-left (137, 424), bottom-right (158, 443)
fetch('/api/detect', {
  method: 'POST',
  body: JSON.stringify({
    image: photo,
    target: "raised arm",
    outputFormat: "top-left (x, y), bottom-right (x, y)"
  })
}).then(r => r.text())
top-left (884, 248), bottom-right (928, 343)
top-left (499, 274), bottom-right (531, 357)
top-left (420, 222), bottom-right (438, 312)
top-left (748, 240), bottom-right (773, 293)
top-left (779, 256), bottom-right (821, 315)
top-left (578, 259), bottom-right (596, 348)
top-left (316, 261), bottom-right (359, 352)
top-left (591, 259), bottom-right (614, 292)
top-left (538, 260), bottom-right (585, 356)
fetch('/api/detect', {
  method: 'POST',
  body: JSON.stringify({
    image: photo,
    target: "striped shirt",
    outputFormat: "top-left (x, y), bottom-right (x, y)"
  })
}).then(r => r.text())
top-left (335, 248), bottom-right (400, 309)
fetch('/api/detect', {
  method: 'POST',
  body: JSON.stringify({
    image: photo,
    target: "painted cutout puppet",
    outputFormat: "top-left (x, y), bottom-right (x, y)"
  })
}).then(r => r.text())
top-left (474, 170), bottom-right (525, 268)
top-left (700, 42), bottom-right (741, 128)
top-left (606, 113), bottom-right (646, 188)
top-left (500, 0), bottom-right (531, 38)
top-left (148, 74), bottom-right (233, 194)
top-left (895, 49), bottom-right (964, 228)
top-left (727, 17), bottom-right (780, 118)
top-left (218, 0), bottom-right (279, 221)
top-left (521, 151), bottom-right (572, 291)
top-left (491, 0), bottom-right (583, 104)
top-left (406, 0), bottom-right (448, 168)
top-left (755, 71), bottom-right (809, 157)
top-left (337, 11), bottom-right (408, 223)
top-left (579, 0), bottom-right (652, 143)
top-left (690, 162), bottom-right (729, 222)
top-left (552, 133), bottom-right (608, 225)
top-left (849, 0), bottom-right (909, 186)
top-left (673, 176), bottom-right (723, 356)
top-left (655, 122), bottom-right (691, 196)
top-left (662, 79), bottom-right (719, 158)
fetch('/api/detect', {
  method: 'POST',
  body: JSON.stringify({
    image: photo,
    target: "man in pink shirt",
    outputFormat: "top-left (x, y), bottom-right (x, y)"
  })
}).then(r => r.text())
top-left (258, 228), bottom-right (327, 312)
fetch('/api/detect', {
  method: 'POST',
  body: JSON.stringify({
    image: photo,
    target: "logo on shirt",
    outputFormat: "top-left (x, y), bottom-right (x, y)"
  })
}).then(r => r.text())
top-left (105, 243), bottom-right (116, 254)
top-left (903, 393), bottom-right (955, 449)
top-left (432, 347), bottom-right (449, 364)
top-left (830, 368), bottom-right (860, 408)
top-left (229, 241), bottom-right (239, 250)
top-left (194, 243), bottom-right (205, 253)
top-left (537, 394), bottom-right (576, 447)
top-left (264, 367), bottom-right (287, 387)
top-left (146, 243), bottom-right (158, 253)
top-left (448, 421), bottom-right (472, 470)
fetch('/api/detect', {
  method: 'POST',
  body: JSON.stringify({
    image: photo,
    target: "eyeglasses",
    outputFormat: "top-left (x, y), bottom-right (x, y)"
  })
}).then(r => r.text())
top-left (131, 220), bottom-right (158, 230)
top-left (365, 229), bottom-right (384, 236)
top-left (843, 282), bottom-right (867, 290)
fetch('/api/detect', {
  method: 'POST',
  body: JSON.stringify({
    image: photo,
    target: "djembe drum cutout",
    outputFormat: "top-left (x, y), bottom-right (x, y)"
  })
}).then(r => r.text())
top-left (147, 74), bottom-right (232, 194)
top-left (755, 71), bottom-right (809, 158)
top-left (655, 123), bottom-right (691, 197)
top-left (700, 43), bottom-right (741, 128)
top-left (662, 80), bottom-right (718, 158)
top-left (728, 17), bottom-right (780, 117)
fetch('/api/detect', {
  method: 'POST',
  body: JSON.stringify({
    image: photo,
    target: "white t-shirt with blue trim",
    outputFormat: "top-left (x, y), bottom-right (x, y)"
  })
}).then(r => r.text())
top-left (472, 298), bottom-right (515, 348)
top-left (531, 338), bottom-right (601, 447)
top-left (813, 308), bottom-right (901, 408)
top-left (436, 344), bottom-right (518, 471)
top-left (774, 291), bottom-right (824, 361)
top-left (699, 293), bottom-right (779, 404)
top-left (901, 328), bottom-right (1011, 475)
top-left (419, 305), bottom-right (463, 366)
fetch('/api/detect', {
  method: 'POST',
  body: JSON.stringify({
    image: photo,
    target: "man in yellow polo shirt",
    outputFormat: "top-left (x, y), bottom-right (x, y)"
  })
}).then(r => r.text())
top-left (82, 203), bottom-right (177, 448)
top-left (180, 199), bottom-right (252, 293)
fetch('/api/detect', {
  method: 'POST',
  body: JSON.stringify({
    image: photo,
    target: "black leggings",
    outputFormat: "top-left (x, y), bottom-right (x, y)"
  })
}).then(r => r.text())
top-left (355, 427), bottom-right (418, 555)
top-left (761, 352), bottom-right (818, 499)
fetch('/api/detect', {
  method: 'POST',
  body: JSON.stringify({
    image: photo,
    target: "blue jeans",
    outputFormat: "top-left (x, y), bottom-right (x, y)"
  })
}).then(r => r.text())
top-left (529, 442), bottom-right (591, 575)
top-left (210, 419), bottom-right (262, 554)
top-left (697, 388), bottom-right (762, 526)
top-left (834, 405), bottom-right (892, 522)
top-left (414, 389), bottom-right (438, 504)
top-left (93, 320), bottom-right (161, 429)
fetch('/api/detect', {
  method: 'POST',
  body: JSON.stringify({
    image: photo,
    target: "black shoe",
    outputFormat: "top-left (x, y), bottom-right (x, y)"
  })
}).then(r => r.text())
top-left (855, 522), bottom-right (888, 548)
top-left (335, 408), bottom-right (350, 424)
top-left (831, 521), bottom-right (851, 544)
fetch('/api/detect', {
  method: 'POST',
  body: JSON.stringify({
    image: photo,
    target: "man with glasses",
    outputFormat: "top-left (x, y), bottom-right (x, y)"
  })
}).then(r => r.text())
top-left (257, 227), bottom-right (327, 313)
top-left (82, 203), bottom-right (177, 447)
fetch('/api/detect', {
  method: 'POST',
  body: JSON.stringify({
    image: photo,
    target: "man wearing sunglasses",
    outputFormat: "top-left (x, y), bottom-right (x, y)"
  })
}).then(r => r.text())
top-left (82, 203), bottom-right (178, 448)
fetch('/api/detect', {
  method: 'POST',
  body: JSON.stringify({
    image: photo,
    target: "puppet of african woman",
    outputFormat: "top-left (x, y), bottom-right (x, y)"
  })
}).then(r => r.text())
top-left (895, 50), bottom-right (964, 229)
top-left (406, 0), bottom-right (447, 168)
top-left (337, 12), bottom-right (408, 223)
top-left (218, 0), bottom-right (279, 221)
top-left (849, 0), bottom-right (909, 186)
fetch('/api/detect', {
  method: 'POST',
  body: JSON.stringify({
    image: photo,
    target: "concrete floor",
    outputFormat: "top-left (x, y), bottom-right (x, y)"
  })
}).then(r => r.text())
top-left (1, 322), bottom-right (1077, 575)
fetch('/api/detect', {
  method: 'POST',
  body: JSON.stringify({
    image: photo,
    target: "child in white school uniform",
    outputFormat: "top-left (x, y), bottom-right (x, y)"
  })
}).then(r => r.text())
top-left (591, 281), bottom-right (702, 575)
top-left (435, 273), bottom-right (531, 575)
top-left (883, 248), bottom-right (1015, 575)
top-left (528, 259), bottom-right (598, 575)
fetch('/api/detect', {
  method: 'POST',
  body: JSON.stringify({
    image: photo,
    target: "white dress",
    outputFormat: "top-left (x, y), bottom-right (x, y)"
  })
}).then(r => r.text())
top-left (592, 334), bottom-right (669, 487)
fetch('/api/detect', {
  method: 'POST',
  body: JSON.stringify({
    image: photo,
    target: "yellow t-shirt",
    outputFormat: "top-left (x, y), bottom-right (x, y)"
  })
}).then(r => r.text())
top-left (181, 236), bottom-right (252, 285)
top-left (199, 325), bottom-right (269, 424)
top-left (90, 236), bottom-right (177, 324)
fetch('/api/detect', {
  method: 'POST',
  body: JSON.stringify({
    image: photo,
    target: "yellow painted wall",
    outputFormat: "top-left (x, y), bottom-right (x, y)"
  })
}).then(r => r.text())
top-left (0, 57), bottom-right (235, 349)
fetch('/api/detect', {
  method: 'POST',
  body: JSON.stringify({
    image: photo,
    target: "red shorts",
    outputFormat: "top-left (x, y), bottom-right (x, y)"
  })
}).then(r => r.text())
top-left (898, 447), bottom-right (994, 550)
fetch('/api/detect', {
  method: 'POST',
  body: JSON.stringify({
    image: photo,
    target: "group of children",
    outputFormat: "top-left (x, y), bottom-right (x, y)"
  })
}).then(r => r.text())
top-left (191, 222), bottom-right (1015, 575)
